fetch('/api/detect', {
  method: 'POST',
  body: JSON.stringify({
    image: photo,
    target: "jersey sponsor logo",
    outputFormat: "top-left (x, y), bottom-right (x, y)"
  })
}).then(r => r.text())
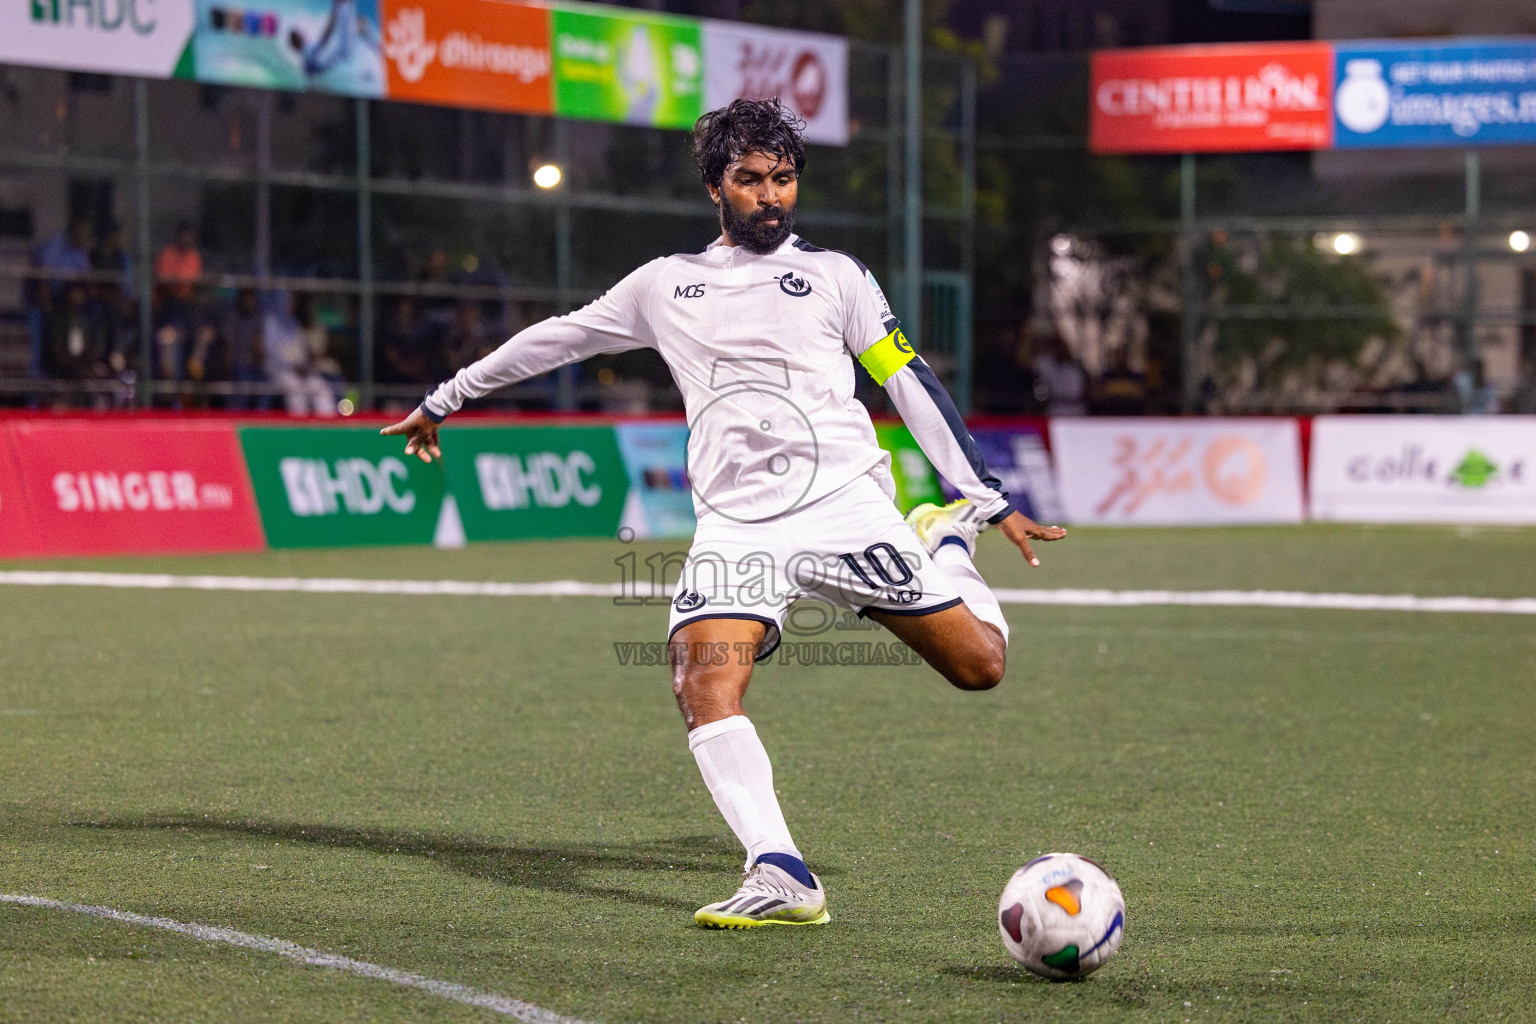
top-left (778, 271), bottom-right (812, 297)
top-left (865, 269), bottom-right (893, 319)
top-left (673, 282), bottom-right (706, 299)
top-left (674, 589), bottom-right (707, 612)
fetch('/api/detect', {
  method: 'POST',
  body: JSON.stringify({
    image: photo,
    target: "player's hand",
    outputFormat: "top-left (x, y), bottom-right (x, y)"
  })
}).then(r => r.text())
top-left (995, 510), bottom-right (1067, 568)
top-left (380, 408), bottom-right (442, 463)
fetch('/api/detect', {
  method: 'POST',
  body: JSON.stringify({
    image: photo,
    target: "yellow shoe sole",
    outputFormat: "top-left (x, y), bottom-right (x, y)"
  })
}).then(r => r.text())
top-left (694, 908), bottom-right (831, 930)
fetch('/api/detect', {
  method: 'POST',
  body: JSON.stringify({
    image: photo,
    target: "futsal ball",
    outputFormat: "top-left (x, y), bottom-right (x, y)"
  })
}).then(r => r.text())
top-left (998, 852), bottom-right (1125, 980)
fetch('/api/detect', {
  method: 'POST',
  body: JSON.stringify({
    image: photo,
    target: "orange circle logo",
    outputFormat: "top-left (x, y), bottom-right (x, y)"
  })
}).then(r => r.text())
top-left (1203, 436), bottom-right (1265, 505)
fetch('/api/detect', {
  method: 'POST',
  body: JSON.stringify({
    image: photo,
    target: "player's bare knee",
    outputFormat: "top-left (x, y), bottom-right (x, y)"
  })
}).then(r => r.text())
top-left (946, 647), bottom-right (1005, 691)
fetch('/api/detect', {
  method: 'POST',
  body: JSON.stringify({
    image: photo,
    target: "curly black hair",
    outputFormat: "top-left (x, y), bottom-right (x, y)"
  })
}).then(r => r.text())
top-left (691, 98), bottom-right (807, 190)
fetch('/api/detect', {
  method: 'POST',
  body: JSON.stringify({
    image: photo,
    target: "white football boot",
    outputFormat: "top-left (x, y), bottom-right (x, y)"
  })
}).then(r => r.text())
top-left (906, 497), bottom-right (987, 556)
top-left (694, 861), bottom-right (830, 929)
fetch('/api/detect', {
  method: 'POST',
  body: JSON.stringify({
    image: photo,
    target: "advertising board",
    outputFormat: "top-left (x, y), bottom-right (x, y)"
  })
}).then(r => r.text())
top-left (943, 427), bottom-right (1065, 524)
top-left (1333, 39), bottom-right (1536, 149)
top-left (702, 20), bottom-right (848, 145)
top-left (1, 0), bottom-right (196, 78)
top-left (3, 421), bottom-right (265, 557)
top-left (614, 422), bottom-right (695, 539)
top-left (438, 425), bottom-right (628, 541)
top-left (380, 0), bottom-right (551, 114)
top-left (192, 0), bottom-right (386, 95)
top-left (1310, 416), bottom-right (1536, 524)
top-left (1052, 418), bottom-right (1305, 525)
top-left (240, 426), bottom-right (446, 547)
top-left (0, 427), bottom-right (43, 558)
top-left (1090, 42), bottom-right (1334, 154)
top-left (873, 423), bottom-right (944, 513)
top-left (551, 4), bottom-right (702, 129)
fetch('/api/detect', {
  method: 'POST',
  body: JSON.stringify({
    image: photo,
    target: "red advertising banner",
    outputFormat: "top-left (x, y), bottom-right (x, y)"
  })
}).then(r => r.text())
top-left (381, 0), bottom-right (553, 115)
top-left (4, 422), bottom-right (266, 557)
top-left (0, 427), bottom-right (42, 558)
top-left (1090, 43), bottom-right (1334, 154)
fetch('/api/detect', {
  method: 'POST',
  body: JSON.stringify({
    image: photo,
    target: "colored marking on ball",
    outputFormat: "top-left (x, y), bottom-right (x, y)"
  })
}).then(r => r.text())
top-left (1045, 879), bottom-right (1083, 916)
top-left (1082, 909), bottom-right (1125, 957)
top-left (1000, 902), bottom-right (1025, 943)
top-left (1041, 945), bottom-right (1080, 972)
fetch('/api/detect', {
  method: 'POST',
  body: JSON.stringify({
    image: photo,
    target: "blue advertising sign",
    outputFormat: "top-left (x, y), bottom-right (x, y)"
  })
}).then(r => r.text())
top-left (192, 0), bottom-right (386, 96)
top-left (1333, 39), bottom-right (1536, 149)
top-left (939, 427), bottom-right (1064, 525)
top-left (614, 421), bottom-right (696, 539)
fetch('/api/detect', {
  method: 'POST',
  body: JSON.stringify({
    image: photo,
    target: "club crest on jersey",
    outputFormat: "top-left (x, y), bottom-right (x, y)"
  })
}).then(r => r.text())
top-left (778, 271), bottom-right (812, 297)
top-left (674, 590), bottom-right (707, 612)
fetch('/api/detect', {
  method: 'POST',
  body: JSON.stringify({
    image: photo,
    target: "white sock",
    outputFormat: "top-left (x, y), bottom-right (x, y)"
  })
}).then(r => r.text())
top-left (932, 540), bottom-right (1010, 644)
top-left (688, 715), bottom-right (802, 871)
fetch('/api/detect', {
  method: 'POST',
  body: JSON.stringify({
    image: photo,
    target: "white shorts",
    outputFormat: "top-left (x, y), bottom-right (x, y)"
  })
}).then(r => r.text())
top-left (667, 473), bottom-right (963, 661)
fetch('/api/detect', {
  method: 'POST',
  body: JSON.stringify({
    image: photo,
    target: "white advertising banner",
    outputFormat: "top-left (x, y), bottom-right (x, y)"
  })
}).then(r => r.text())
top-left (1052, 418), bottom-right (1305, 525)
top-left (1310, 416), bottom-right (1536, 524)
top-left (702, 20), bottom-right (848, 146)
top-left (1, 0), bottom-right (195, 78)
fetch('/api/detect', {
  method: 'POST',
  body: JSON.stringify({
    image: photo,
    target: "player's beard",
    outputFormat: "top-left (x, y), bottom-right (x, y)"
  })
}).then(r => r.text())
top-left (720, 200), bottom-right (795, 255)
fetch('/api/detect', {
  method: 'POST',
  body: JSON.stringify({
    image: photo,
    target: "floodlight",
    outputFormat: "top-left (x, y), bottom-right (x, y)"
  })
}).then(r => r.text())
top-left (1332, 232), bottom-right (1361, 255)
top-left (533, 164), bottom-right (563, 189)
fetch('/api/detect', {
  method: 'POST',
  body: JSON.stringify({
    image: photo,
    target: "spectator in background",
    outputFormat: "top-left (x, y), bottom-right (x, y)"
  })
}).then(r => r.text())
top-left (1031, 331), bottom-right (1088, 416)
top-left (445, 299), bottom-right (493, 370)
top-left (153, 222), bottom-right (204, 383)
top-left (218, 288), bottom-right (266, 409)
top-left (263, 290), bottom-right (336, 416)
top-left (33, 219), bottom-right (93, 294)
top-left (43, 282), bottom-right (109, 382)
top-left (91, 221), bottom-right (136, 377)
top-left (1091, 347), bottom-right (1149, 415)
top-left (378, 296), bottom-right (442, 383)
top-left (295, 293), bottom-right (346, 384)
top-left (30, 220), bottom-right (93, 377)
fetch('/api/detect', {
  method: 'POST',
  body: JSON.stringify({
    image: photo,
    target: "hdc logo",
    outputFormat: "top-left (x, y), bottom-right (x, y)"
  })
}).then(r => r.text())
top-left (29, 0), bottom-right (157, 33)
top-left (279, 457), bottom-right (416, 517)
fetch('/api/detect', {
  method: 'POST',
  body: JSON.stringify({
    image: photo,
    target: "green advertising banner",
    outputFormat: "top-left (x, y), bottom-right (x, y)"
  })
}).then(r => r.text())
top-left (440, 425), bottom-right (628, 541)
top-left (874, 424), bottom-right (944, 513)
top-left (240, 427), bottom-right (448, 548)
top-left (551, 4), bottom-right (702, 129)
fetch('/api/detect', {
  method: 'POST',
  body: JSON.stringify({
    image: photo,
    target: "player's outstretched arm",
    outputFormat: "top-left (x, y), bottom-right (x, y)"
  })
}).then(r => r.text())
top-left (383, 260), bottom-right (661, 461)
top-left (380, 408), bottom-right (441, 463)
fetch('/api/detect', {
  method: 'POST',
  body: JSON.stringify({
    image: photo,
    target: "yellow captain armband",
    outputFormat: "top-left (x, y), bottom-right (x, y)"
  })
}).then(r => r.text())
top-left (858, 327), bottom-right (916, 385)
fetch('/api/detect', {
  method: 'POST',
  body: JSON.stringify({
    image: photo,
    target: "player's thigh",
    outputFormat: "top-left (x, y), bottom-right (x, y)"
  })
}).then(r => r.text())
top-left (866, 602), bottom-right (1006, 691)
top-left (669, 616), bottom-right (769, 729)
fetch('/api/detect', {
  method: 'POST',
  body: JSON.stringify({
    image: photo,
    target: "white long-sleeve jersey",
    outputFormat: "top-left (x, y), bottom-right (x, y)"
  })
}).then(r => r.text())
top-left (420, 233), bottom-right (1016, 526)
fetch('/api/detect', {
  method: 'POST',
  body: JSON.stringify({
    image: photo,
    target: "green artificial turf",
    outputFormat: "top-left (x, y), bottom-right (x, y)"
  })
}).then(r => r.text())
top-left (3, 526), bottom-right (1534, 1022)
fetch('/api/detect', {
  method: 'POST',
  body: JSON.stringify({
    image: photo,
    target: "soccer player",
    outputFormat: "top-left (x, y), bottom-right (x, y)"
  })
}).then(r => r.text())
top-left (383, 99), bottom-right (1066, 929)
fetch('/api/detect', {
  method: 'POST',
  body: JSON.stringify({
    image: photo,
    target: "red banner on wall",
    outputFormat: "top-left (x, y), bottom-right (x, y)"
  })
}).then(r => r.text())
top-left (3, 422), bottom-right (266, 557)
top-left (0, 427), bottom-right (42, 558)
top-left (1090, 42), bottom-right (1334, 154)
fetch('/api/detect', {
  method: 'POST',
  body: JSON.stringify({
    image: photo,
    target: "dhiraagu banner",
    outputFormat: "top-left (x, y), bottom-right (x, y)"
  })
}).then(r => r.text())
top-left (240, 426), bottom-right (447, 547)
top-left (551, 3), bottom-right (702, 129)
top-left (438, 425), bottom-right (628, 541)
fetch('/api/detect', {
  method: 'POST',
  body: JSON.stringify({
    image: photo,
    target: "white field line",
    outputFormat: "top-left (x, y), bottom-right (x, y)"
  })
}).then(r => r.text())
top-left (0, 893), bottom-right (590, 1024)
top-left (1, 570), bottom-right (1534, 615)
